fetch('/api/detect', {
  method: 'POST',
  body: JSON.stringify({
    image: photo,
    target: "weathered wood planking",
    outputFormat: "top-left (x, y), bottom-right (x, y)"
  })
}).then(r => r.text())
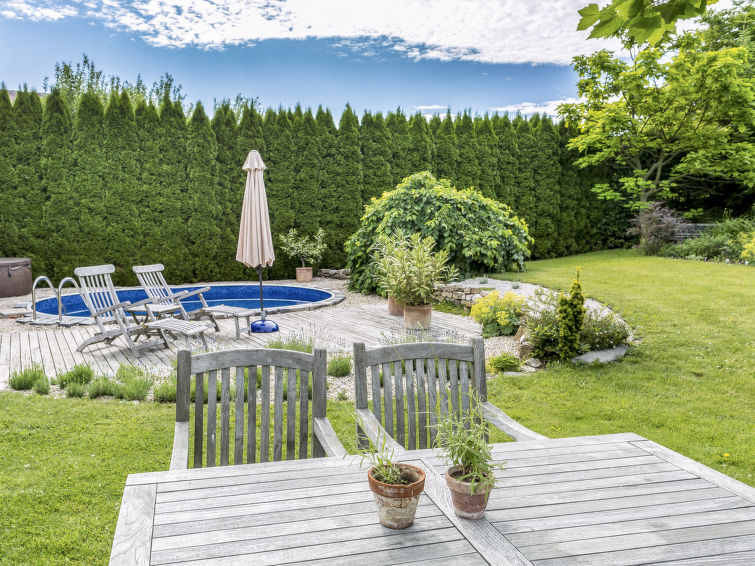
top-left (1, 303), bottom-right (482, 386)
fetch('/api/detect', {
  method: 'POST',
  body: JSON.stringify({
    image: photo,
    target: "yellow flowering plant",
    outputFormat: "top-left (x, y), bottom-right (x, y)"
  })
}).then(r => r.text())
top-left (470, 291), bottom-right (526, 337)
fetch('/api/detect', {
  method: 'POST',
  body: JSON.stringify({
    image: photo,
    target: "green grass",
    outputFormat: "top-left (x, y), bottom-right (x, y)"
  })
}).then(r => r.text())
top-left (489, 249), bottom-right (754, 485)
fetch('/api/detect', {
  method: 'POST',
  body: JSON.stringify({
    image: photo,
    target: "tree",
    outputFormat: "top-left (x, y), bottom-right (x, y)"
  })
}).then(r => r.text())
top-left (407, 112), bottom-right (433, 173)
top-left (0, 88), bottom-right (18, 256)
top-left (324, 105), bottom-right (363, 267)
top-left (577, 0), bottom-right (716, 46)
top-left (473, 115), bottom-right (499, 198)
top-left (559, 32), bottom-right (754, 213)
top-left (385, 108), bottom-right (411, 186)
top-left (513, 118), bottom-right (537, 223)
top-left (104, 90), bottom-right (141, 284)
top-left (360, 111), bottom-right (393, 203)
top-left (491, 114), bottom-right (519, 205)
top-left (434, 111), bottom-right (459, 182)
top-left (211, 103), bottom-right (241, 280)
top-left (186, 102), bottom-right (220, 281)
top-left (12, 89), bottom-right (43, 265)
top-left (135, 100), bottom-right (162, 265)
top-left (292, 108), bottom-right (324, 234)
top-left (72, 91), bottom-right (107, 268)
top-left (454, 112), bottom-right (481, 190)
top-left (531, 117), bottom-right (561, 257)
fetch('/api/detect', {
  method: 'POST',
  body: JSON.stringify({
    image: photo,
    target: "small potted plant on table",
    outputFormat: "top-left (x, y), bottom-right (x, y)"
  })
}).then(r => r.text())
top-left (434, 392), bottom-right (502, 519)
top-left (279, 228), bottom-right (327, 282)
top-left (360, 435), bottom-right (426, 529)
top-left (375, 232), bottom-right (457, 330)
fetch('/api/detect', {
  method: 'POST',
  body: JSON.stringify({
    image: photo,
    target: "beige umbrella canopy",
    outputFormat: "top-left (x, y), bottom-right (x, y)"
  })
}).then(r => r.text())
top-left (237, 150), bottom-right (275, 268)
top-left (237, 150), bottom-right (278, 332)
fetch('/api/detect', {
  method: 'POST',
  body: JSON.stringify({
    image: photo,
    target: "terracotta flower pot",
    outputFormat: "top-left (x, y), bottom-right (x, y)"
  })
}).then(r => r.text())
top-left (387, 296), bottom-right (404, 316)
top-left (367, 464), bottom-right (426, 529)
top-left (295, 267), bottom-right (313, 282)
top-left (445, 465), bottom-right (493, 520)
top-left (403, 304), bottom-right (432, 330)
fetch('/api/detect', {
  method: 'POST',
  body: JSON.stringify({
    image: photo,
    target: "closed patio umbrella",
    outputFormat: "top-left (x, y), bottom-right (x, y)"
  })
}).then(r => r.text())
top-left (237, 150), bottom-right (278, 332)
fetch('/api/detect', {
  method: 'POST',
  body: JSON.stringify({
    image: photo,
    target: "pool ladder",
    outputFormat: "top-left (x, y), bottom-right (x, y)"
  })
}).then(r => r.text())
top-left (27, 275), bottom-right (87, 326)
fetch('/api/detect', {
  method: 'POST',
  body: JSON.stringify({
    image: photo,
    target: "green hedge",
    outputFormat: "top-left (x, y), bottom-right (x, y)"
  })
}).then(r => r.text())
top-left (0, 86), bottom-right (626, 284)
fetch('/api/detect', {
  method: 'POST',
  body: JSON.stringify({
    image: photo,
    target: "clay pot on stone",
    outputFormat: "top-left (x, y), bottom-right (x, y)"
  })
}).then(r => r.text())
top-left (403, 304), bottom-right (432, 330)
top-left (387, 296), bottom-right (404, 316)
top-left (295, 267), bottom-right (313, 283)
top-left (367, 464), bottom-right (426, 529)
top-left (445, 466), bottom-right (494, 520)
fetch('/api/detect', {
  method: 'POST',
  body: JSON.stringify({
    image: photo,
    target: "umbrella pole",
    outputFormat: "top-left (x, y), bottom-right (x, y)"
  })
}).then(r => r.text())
top-left (258, 265), bottom-right (265, 320)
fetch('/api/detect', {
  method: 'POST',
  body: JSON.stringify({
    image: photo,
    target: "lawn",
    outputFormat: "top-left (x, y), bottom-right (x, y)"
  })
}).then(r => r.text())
top-left (487, 249), bottom-right (754, 486)
top-left (0, 249), bottom-right (752, 564)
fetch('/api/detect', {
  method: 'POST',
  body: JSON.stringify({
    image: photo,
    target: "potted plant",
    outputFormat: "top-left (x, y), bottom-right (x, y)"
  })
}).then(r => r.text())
top-left (359, 433), bottom-right (426, 529)
top-left (375, 232), bottom-right (458, 330)
top-left (279, 228), bottom-right (327, 282)
top-left (434, 392), bottom-right (502, 519)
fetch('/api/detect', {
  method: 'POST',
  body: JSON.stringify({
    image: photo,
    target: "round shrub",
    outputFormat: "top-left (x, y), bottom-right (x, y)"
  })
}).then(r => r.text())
top-left (470, 291), bottom-right (526, 337)
top-left (345, 172), bottom-right (532, 293)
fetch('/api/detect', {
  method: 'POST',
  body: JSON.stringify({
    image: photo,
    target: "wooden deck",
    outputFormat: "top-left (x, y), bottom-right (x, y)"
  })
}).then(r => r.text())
top-left (111, 433), bottom-right (755, 565)
top-left (0, 304), bottom-right (481, 388)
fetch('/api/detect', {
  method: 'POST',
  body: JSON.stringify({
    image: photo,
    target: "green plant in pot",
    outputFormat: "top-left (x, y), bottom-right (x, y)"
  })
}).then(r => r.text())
top-left (375, 232), bottom-right (458, 330)
top-left (359, 432), bottom-right (426, 530)
top-left (434, 391), bottom-right (502, 519)
top-left (279, 228), bottom-right (327, 282)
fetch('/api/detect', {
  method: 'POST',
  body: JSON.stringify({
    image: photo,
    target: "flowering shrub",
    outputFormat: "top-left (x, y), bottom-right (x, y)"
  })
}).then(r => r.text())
top-left (739, 231), bottom-right (755, 264)
top-left (470, 291), bottom-right (526, 338)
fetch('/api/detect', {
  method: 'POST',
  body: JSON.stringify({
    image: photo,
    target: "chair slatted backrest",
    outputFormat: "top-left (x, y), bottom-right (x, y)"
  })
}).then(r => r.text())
top-left (74, 264), bottom-right (126, 324)
top-left (176, 348), bottom-right (329, 467)
top-left (133, 264), bottom-right (174, 305)
top-left (354, 339), bottom-right (485, 450)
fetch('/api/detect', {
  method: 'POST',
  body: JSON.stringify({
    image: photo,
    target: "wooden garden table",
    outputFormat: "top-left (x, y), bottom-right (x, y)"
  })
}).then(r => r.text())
top-left (110, 433), bottom-right (755, 565)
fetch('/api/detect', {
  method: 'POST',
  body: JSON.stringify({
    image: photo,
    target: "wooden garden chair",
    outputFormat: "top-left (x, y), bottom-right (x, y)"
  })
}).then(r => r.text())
top-left (353, 338), bottom-right (546, 454)
top-left (171, 347), bottom-right (346, 470)
top-left (74, 264), bottom-right (212, 357)
top-left (132, 264), bottom-right (221, 332)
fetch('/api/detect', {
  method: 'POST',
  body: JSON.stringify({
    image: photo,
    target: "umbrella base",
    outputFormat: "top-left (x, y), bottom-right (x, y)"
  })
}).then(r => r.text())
top-left (251, 319), bottom-right (279, 333)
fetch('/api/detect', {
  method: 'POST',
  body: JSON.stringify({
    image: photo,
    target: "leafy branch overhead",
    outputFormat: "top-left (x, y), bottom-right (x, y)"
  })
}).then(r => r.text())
top-left (578, 0), bottom-right (717, 45)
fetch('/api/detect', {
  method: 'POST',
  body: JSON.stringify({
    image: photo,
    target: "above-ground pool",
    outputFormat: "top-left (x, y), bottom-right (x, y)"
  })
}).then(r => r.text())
top-left (34, 284), bottom-right (338, 318)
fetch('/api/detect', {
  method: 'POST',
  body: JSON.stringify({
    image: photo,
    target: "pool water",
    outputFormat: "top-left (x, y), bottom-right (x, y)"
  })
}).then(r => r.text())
top-left (35, 285), bottom-right (333, 318)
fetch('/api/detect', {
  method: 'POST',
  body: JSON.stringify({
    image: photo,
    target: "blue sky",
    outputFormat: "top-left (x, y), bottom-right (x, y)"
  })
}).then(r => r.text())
top-left (1, 1), bottom-right (622, 117)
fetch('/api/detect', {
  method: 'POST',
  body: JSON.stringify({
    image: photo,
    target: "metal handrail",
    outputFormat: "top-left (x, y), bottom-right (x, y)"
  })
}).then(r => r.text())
top-left (57, 277), bottom-right (83, 322)
top-left (31, 276), bottom-right (58, 322)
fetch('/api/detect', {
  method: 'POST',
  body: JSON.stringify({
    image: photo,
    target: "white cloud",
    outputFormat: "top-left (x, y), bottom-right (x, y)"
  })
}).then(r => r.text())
top-left (415, 104), bottom-right (449, 112)
top-left (489, 98), bottom-right (579, 117)
top-left (2, 0), bottom-right (625, 65)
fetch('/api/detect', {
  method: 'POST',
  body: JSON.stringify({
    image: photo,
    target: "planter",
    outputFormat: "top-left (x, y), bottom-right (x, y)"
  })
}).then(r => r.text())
top-left (387, 296), bottom-right (404, 316)
top-left (403, 304), bottom-right (432, 330)
top-left (445, 465), bottom-right (493, 519)
top-left (295, 267), bottom-right (313, 283)
top-left (368, 464), bottom-right (426, 529)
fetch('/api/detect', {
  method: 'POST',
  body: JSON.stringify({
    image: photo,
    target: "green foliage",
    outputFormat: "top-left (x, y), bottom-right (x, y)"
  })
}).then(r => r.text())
top-left (33, 375), bottom-right (50, 395)
top-left (557, 270), bottom-right (586, 362)
top-left (346, 172), bottom-right (532, 293)
top-left (474, 115), bottom-right (499, 199)
top-left (454, 112), bottom-right (481, 192)
top-left (292, 108), bottom-right (325, 236)
top-left (357, 428), bottom-right (406, 485)
top-left (88, 377), bottom-right (120, 399)
top-left (115, 366), bottom-right (152, 401)
top-left (10, 365), bottom-right (46, 391)
top-left (374, 232), bottom-right (458, 306)
top-left (578, 0), bottom-right (714, 45)
top-left (279, 228), bottom-right (327, 267)
top-left (741, 232), bottom-right (755, 263)
top-left (66, 382), bottom-right (87, 398)
top-left (266, 329), bottom-right (315, 353)
top-left (491, 114), bottom-right (518, 205)
top-left (432, 300), bottom-right (470, 316)
top-left (470, 291), bottom-right (526, 337)
top-left (57, 364), bottom-right (95, 388)
top-left (433, 391), bottom-right (502, 493)
top-left (407, 112), bottom-right (433, 174)
top-left (661, 232), bottom-right (742, 262)
top-left (153, 377), bottom-right (177, 403)
top-left (560, 27), bottom-right (754, 211)
top-left (327, 355), bottom-right (352, 377)
top-left (0, 88), bottom-right (18, 257)
top-left (580, 309), bottom-right (631, 351)
top-left (360, 111), bottom-right (393, 203)
top-left (385, 108), bottom-right (412, 187)
top-left (531, 117), bottom-right (561, 258)
top-left (434, 111), bottom-right (459, 182)
top-left (487, 353), bottom-right (521, 374)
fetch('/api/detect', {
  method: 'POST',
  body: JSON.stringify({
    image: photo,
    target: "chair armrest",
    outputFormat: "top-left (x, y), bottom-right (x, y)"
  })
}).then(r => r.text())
top-left (176, 287), bottom-right (211, 301)
top-left (92, 301), bottom-right (133, 317)
top-left (481, 401), bottom-right (548, 442)
top-left (313, 417), bottom-right (348, 458)
top-left (356, 408), bottom-right (408, 456)
top-left (170, 421), bottom-right (190, 470)
top-left (126, 296), bottom-right (160, 309)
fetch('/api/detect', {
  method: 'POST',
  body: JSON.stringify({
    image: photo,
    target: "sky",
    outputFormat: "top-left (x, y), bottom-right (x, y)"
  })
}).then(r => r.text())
top-left (0, 0), bottom-right (729, 118)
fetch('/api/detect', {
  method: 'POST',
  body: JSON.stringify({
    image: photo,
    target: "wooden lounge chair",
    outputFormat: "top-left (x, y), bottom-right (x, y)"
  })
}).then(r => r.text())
top-left (74, 264), bottom-right (212, 357)
top-left (353, 338), bottom-right (546, 454)
top-left (171, 347), bottom-right (346, 470)
top-left (132, 264), bottom-right (221, 332)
